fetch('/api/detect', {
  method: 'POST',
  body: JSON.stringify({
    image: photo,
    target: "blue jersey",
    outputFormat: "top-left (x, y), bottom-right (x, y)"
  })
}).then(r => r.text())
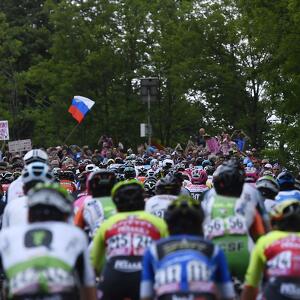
top-left (140, 235), bottom-right (235, 300)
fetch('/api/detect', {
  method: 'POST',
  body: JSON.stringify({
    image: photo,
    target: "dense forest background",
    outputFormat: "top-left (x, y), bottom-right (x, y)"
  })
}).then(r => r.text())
top-left (0, 0), bottom-right (299, 165)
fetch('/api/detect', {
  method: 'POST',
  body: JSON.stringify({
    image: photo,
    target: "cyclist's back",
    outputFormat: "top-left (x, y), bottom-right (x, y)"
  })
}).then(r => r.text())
top-left (91, 180), bottom-right (168, 300)
top-left (242, 200), bottom-right (300, 300)
top-left (203, 160), bottom-right (265, 280)
top-left (141, 196), bottom-right (235, 300)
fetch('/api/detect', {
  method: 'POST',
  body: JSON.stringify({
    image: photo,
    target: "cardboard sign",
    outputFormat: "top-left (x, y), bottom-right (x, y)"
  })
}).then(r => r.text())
top-left (0, 121), bottom-right (9, 141)
top-left (8, 139), bottom-right (32, 153)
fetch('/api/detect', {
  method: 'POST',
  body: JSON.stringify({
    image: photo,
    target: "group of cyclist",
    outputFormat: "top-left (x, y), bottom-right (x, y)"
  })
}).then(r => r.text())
top-left (0, 141), bottom-right (299, 300)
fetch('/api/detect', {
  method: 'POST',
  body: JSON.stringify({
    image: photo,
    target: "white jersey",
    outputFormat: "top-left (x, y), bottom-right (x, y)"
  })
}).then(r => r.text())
top-left (83, 196), bottom-right (117, 237)
top-left (6, 176), bottom-right (24, 203)
top-left (145, 194), bottom-right (177, 219)
top-left (2, 196), bottom-right (28, 228)
top-left (83, 198), bottom-right (105, 236)
top-left (0, 221), bottom-right (95, 296)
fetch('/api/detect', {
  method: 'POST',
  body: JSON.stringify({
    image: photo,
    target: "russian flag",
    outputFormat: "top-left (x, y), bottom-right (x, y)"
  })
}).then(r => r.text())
top-left (68, 96), bottom-right (95, 123)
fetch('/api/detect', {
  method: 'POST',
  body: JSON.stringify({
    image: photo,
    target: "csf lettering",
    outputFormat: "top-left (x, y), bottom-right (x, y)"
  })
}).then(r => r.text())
top-left (219, 241), bottom-right (244, 252)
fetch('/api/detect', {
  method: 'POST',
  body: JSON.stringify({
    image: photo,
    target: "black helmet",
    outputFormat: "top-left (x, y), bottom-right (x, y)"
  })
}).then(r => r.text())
top-left (144, 177), bottom-right (157, 197)
top-left (124, 166), bottom-right (136, 179)
top-left (213, 159), bottom-right (244, 197)
top-left (87, 169), bottom-right (116, 197)
top-left (111, 180), bottom-right (145, 211)
top-left (256, 175), bottom-right (279, 199)
top-left (155, 175), bottom-right (181, 196)
top-left (165, 195), bottom-right (204, 235)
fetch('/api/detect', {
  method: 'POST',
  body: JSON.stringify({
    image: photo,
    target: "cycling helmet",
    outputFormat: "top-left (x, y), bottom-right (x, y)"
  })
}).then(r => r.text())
top-left (24, 149), bottom-right (48, 165)
top-left (270, 200), bottom-right (300, 222)
top-left (155, 175), bottom-right (181, 196)
top-left (204, 165), bottom-right (214, 176)
top-left (247, 162), bottom-right (254, 168)
top-left (202, 160), bottom-right (212, 168)
top-left (85, 164), bottom-right (96, 172)
top-left (144, 177), bottom-right (157, 197)
top-left (162, 159), bottom-right (174, 170)
top-left (52, 167), bottom-right (61, 180)
top-left (111, 179), bottom-right (144, 211)
top-left (277, 171), bottom-right (295, 190)
top-left (137, 166), bottom-right (147, 177)
top-left (256, 176), bottom-right (280, 199)
top-left (28, 183), bottom-right (73, 215)
top-left (147, 169), bottom-right (155, 178)
top-left (115, 157), bottom-right (123, 164)
top-left (0, 172), bottom-right (14, 184)
top-left (263, 170), bottom-right (274, 177)
top-left (13, 171), bottom-right (22, 180)
top-left (191, 169), bottom-right (208, 185)
top-left (124, 166), bottom-right (136, 179)
top-left (59, 170), bottom-right (75, 181)
top-left (150, 159), bottom-right (159, 170)
top-left (87, 169), bottom-right (116, 197)
top-left (245, 168), bottom-right (259, 183)
top-left (135, 157), bottom-right (144, 166)
top-left (213, 159), bottom-right (244, 197)
top-left (22, 162), bottom-right (53, 186)
top-left (165, 195), bottom-right (204, 235)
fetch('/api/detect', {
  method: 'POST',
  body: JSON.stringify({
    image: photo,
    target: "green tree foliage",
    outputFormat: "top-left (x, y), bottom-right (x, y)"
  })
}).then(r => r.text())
top-left (0, 0), bottom-right (299, 163)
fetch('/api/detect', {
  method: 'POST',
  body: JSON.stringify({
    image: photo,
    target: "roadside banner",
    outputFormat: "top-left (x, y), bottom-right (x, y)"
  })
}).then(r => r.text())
top-left (0, 121), bottom-right (9, 140)
top-left (8, 139), bottom-right (32, 153)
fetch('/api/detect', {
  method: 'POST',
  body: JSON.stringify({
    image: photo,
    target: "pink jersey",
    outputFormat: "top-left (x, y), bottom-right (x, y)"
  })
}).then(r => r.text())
top-left (73, 195), bottom-right (91, 214)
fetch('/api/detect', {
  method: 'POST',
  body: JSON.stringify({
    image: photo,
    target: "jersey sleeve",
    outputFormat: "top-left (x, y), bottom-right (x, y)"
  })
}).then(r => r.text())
top-left (74, 207), bottom-right (85, 229)
top-left (213, 247), bottom-right (235, 299)
top-left (244, 237), bottom-right (265, 288)
top-left (76, 235), bottom-right (96, 287)
top-left (250, 210), bottom-right (266, 239)
top-left (140, 246), bottom-right (155, 299)
top-left (90, 223), bottom-right (106, 274)
top-left (1, 204), bottom-right (10, 229)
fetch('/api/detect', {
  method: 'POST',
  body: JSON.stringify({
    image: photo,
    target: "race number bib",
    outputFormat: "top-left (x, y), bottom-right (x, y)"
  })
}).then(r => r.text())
top-left (187, 260), bottom-right (210, 282)
top-left (204, 218), bottom-right (225, 239)
top-left (268, 251), bottom-right (292, 270)
top-left (225, 216), bottom-right (247, 235)
top-left (205, 215), bottom-right (247, 238)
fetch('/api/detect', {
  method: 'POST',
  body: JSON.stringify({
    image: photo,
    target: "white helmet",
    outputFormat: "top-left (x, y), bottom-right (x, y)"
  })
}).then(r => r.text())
top-left (22, 162), bottom-right (53, 185)
top-left (28, 183), bottom-right (73, 215)
top-left (85, 164), bottom-right (96, 172)
top-left (162, 159), bottom-right (174, 169)
top-left (24, 149), bottom-right (48, 165)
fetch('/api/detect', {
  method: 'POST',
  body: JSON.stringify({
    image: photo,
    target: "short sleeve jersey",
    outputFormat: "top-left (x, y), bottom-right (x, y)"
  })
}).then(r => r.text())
top-left (145, 195), bottom-right (177, 219)
top-left (245, 231), bottom-right (300, 288)
top-left (91, 211), bottom-right (168, 273)
top-left (140, 235), bottom-right (235, 299)
top-left (0, 221), bottom-right (95, 297)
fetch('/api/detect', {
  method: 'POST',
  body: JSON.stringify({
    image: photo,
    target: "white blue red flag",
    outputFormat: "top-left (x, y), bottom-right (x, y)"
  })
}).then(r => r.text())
top-left (68, 96), bottom-right (95, 123)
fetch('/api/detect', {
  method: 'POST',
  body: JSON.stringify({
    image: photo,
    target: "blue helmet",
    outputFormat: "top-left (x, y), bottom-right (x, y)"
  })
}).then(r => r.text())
top-left (277, 171), bottom-right (295, 188)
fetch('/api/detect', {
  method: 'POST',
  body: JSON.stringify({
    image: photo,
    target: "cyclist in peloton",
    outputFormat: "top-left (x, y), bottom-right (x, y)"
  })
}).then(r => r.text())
top-left (141, 195), bottom-right (235, 300)
top-left (91, 179), bottom-right (167, 300)
top-left (0, 183), bottom-right (97, 300)
top-left (145, 174), bottom-right (181, 219)
top-left (7, 149), bottom-right (48, 202)
top-left (74, 169), bottom-right (117, 237)
top-left (2, 161), bottom-right (54, 228)
top-left (242, 200), bottom-right (300, 300)
top-left (202, 159), bottom-right (265, 281)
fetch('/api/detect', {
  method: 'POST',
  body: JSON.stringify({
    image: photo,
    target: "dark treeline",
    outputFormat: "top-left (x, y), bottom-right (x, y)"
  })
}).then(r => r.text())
top-left (0, 0), bottom-right (299, 166)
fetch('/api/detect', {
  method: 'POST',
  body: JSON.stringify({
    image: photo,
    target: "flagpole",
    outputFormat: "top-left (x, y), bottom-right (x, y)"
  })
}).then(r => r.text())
top-left (63, 122), bottom-right (81, 145)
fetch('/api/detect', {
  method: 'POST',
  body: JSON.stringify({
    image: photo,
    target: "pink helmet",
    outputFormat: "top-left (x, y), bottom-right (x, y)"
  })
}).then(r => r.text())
top-left (191, 169), bottom-right (208, 185)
